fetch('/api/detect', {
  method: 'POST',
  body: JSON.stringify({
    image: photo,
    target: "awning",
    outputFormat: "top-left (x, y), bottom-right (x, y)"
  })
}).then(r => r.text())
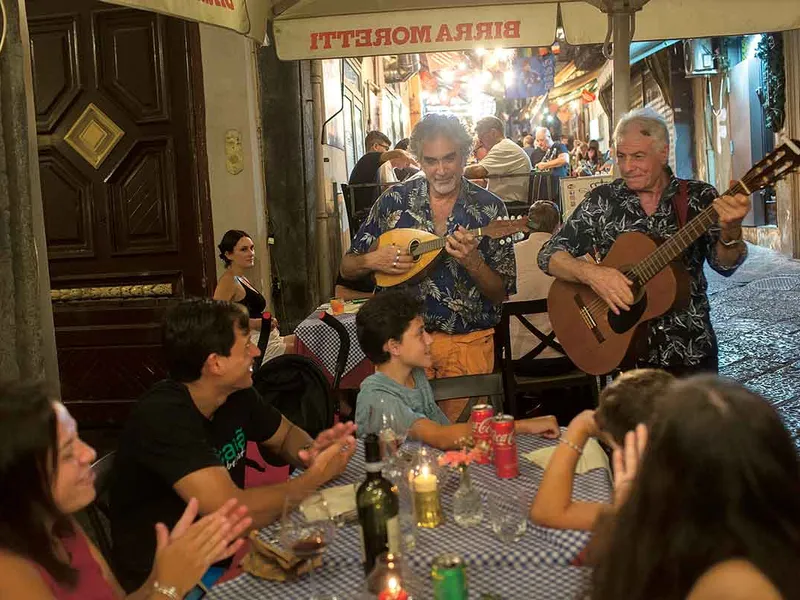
top-left (561, 0), bottom-right (800, 45)
top-left (272, 1), bottom-right (560, 60)
top-left (273, 0), bottom-right (800, 59)
top-left (101, 0), bottom-right (270, 43)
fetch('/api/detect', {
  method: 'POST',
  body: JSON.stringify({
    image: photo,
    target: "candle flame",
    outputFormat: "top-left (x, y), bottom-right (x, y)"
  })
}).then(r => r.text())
top-left (421, 465), bottom-right (429, 476)
top-left (388, 576), bottom-right (399, 591)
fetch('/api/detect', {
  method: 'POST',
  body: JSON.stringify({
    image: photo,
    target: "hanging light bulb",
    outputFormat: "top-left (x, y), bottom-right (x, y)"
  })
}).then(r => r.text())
top-left (441, 70), bottom-right (455, 84)
top-left (503, 71), bottom-right (515, 87)
top-left (480, 71), bottom-right (493, 84)
top-left (475, 47), bottom-right (487, 57)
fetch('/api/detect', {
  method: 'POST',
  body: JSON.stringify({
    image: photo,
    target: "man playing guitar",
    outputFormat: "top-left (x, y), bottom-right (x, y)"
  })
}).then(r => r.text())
top-left (538, 108), bottom-right (750, 376)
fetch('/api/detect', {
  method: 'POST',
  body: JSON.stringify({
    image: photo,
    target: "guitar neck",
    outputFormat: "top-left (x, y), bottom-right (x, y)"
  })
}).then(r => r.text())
top-left (630, 200), bottom-right (719, 285)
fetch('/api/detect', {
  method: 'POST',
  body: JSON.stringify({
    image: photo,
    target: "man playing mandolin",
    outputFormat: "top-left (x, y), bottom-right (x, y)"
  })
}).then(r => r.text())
top-left (538, 108), bottom-right (750, 376)
top-left (341, 114), bottom-right (516, 421)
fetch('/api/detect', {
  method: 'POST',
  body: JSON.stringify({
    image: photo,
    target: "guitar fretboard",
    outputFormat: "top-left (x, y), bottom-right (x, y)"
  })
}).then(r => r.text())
top-left (629, 182), bottom-right (745, 285)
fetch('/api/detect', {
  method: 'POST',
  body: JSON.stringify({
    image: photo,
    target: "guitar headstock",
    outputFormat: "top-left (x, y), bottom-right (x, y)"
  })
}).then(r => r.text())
top-left (483, 215), bottom-right (533, 245)
top-left (740, 139), bottom-right (800, 195)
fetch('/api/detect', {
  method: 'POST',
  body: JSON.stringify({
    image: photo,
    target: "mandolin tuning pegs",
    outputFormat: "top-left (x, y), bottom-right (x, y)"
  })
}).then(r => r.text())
top-left (499, 239), bottom-right (506, 245)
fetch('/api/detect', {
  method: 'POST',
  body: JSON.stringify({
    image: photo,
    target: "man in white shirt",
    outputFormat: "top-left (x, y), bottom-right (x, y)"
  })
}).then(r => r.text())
top-left (464, 116), bottom-right (532, 204)
top-left (508, 200), bottom-right (576, 375)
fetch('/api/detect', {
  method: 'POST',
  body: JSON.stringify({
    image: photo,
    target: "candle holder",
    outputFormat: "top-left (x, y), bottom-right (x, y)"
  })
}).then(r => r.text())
top-left (364, 552), bottom-right (423, 599)
top-left (408, 448), bottom-right (444, 528)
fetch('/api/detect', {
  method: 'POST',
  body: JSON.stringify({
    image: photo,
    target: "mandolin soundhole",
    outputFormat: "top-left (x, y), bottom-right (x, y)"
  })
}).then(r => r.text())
top-left (409, 239), bottom-right (421, 262)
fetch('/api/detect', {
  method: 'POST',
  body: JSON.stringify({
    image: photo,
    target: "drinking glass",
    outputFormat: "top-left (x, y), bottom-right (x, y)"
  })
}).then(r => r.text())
top-left (280, 492), bottom-right (337, 600)
top-left (367, 399), bottom-right (409, 463)
top-left (487, 491), bottom-right (528, 543)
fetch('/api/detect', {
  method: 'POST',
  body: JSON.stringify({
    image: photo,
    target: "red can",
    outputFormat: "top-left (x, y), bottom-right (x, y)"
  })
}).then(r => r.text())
top-left (469, 404), bottom-right (494, 464)
top-left (491, 414), bottom-right (519, 479)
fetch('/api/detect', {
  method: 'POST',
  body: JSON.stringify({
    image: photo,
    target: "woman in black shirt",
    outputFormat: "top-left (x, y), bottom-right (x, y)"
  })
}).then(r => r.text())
top-left (213, 230), bottom-right (295, 360)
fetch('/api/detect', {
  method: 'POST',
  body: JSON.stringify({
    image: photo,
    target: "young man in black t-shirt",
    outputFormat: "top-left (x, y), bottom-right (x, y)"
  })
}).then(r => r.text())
top-left (110, 298), bottom-right (356, 591)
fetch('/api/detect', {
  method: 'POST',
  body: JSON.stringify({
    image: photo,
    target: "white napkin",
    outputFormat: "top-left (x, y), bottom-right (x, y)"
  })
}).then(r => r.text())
top-left (524, 438), bottom-right (611, 475)
top-left (300, 483), bottom-right (357, 520)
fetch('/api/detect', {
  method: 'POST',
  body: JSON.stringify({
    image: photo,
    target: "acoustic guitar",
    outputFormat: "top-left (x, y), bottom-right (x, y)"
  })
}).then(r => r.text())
top-left (547, 139), bottom-right (800, 376)
top-left (373, 218), bottom-right (531, 288)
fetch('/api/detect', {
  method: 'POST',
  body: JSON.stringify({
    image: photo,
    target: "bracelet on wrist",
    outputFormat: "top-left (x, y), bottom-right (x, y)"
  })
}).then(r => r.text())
top-left (153, 582), bottom-right (181, 600)
top-left (558, 437), bottom-right (583, 455)
top-left (719, 228), bottom-right (743, 246)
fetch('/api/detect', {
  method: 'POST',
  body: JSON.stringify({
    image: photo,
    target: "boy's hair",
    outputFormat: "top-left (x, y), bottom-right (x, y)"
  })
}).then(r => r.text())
top-left (594, 369), bottom-right (674, 445)
top-left (355, 290), bottom-right (423, 365)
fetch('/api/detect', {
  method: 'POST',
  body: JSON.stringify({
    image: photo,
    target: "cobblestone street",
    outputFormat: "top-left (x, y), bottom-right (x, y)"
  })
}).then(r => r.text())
top-left (707, 243), bottom-right (800, 449)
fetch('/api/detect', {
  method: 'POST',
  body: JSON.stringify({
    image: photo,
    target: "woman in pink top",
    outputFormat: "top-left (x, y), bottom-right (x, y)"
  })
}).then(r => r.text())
top-left (0, 380), bottom-right (252, 599)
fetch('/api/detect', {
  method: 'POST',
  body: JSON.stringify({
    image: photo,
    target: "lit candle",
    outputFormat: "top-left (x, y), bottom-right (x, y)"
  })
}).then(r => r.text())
top-left (412, 465), bottom-right (443, 528)
top-left (414, 466), bottom-right (438, 493)
top-left (378, 576), bottom-right (409, 600)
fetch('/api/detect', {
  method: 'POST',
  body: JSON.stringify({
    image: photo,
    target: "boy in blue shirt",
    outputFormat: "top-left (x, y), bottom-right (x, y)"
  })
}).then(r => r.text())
top-left (354, 290), bottom-right (559, 449)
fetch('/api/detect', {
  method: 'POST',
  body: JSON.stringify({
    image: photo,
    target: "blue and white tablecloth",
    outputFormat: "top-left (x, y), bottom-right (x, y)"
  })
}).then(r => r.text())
top-left (207, 435), bottom-right (610, 599)
top-left (294, 312), bottom-right (366, 378)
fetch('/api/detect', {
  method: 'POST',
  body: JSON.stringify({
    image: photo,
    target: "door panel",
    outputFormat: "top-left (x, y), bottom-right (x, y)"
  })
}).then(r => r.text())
top-left (27, 0), bottom-right (212, 426)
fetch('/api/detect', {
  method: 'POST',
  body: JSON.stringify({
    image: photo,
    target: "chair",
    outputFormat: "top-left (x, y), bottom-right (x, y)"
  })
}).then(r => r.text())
top-left (496, 299), bottom-right (598, 418)
top-left (319, 311), bottom-right (351, 393)
top-left (429, 372), bottom-right (505, 423)
top-left (83, 452), bottom-right (115, 560)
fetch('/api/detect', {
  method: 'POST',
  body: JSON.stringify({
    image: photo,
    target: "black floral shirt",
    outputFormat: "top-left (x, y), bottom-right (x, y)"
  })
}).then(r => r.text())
top-left (538, 170), bottom-right (747, 367)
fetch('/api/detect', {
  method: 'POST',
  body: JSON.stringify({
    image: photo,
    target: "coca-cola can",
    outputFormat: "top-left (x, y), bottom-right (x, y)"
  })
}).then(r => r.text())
top-left (491, 414), bottom-right (519, 478)
top-left (469, 404), bottom-right (494, 464)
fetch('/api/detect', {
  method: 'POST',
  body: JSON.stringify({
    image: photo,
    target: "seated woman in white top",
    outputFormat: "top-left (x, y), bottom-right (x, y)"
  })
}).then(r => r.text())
top-left (590, 376), bottom-right (800, 600)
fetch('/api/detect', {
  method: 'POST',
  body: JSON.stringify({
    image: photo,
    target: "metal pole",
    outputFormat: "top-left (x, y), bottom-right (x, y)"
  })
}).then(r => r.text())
top-left (310, 60), bottom-right (332, 300)
top-left (611, 9), bottom-right (632, 132)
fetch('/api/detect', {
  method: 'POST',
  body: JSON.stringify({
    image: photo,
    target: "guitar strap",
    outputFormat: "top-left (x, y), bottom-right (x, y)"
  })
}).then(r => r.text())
top-left (672, 179), bottom-right (689, 228)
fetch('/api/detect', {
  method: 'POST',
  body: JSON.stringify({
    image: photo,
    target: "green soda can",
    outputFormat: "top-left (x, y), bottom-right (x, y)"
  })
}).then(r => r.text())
top-left (431, 553), bottom-right (467, 600)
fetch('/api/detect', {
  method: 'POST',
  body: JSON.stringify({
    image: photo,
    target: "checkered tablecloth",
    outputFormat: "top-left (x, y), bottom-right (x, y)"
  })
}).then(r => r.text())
top-left (294, 312), bottom-right (366, 378)
top-left (207, 435), bottom-right (609, 599)
top-left (207, 565), bottom-right (592, 599)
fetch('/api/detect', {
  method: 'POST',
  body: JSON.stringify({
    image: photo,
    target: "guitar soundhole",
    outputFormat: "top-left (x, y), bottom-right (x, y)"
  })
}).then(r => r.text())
top-left (409, 239), bottom-right (421, 263)
top-left (608, 295), bottom-right (648, 334)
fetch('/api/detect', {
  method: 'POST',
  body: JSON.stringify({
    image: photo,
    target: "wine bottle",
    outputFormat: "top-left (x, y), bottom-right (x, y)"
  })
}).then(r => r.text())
top-left (357, 433), bottom-right (400, 575)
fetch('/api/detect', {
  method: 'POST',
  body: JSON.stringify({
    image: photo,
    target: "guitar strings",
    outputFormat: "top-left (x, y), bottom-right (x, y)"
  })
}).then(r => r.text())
top-left (582, 178), bottom-right (752, 317)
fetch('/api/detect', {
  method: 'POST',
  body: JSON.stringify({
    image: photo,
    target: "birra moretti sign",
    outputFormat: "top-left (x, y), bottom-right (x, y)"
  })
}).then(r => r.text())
top-left (273, 5), bottom-right (558, 60)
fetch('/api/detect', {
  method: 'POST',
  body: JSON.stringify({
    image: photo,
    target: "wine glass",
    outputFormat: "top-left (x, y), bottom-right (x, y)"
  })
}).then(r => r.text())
top-left (280, 492), bottom-right (337, 600)
top-left (368, 398), bottom-right (409, 463)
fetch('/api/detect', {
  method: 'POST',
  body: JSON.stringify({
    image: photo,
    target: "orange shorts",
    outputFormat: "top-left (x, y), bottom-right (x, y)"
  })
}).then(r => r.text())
top-left (425, 329), bottom-right (495, 422)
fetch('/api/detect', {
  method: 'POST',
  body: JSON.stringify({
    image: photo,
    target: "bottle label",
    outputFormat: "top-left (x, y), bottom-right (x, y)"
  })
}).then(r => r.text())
top-left (387, 515), bottom-right (401, 554)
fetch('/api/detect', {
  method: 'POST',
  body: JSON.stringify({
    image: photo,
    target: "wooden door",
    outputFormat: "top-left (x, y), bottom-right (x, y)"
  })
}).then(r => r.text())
top-left (27, 0), bottom-right (214, 426)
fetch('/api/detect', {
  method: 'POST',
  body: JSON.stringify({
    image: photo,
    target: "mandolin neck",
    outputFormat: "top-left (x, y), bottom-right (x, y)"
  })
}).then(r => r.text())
top-left (412, 227), bottom-right (484, 257)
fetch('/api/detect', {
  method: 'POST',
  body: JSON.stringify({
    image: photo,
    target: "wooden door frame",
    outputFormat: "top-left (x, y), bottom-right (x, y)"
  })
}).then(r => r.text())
top-left (184, 23), bottom-right (217, 295)
top-left (153, 21), bottom-right (214, 298)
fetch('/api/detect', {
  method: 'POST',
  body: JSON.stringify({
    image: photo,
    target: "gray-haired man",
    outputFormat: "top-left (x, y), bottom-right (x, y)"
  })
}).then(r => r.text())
top-left (340, 114), bottom-right (516, 421)
top-left (538, 108), bottom-right (750, 375)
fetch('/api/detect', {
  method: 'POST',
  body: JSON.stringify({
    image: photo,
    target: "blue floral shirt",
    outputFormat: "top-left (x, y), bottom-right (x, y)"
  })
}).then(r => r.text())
top-left (349, 176), bottom-right (516, 334)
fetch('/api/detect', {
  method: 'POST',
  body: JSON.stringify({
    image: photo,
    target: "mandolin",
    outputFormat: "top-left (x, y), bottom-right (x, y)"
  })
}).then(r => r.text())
top-left (373, 217), bottom-right (532, 288)
top-left (548, 139), bottom-right (800, 376)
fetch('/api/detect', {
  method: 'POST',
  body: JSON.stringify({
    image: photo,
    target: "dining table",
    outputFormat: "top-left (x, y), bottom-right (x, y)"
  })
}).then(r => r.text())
top-left (207, 434), bottom-right (611, 599)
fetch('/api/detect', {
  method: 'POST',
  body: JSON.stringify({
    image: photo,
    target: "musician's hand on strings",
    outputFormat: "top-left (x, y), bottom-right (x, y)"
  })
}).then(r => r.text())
top-left (446, 226), bottom-right (480, 269)
top-left (368, 244), bottom-right (414, 275)
top-left (584, 264), bottom-right (634, 315)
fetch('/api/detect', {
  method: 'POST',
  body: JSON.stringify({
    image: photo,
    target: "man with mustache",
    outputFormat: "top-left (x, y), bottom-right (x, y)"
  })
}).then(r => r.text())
top-left (340, 114), bottom-right (516, 421)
